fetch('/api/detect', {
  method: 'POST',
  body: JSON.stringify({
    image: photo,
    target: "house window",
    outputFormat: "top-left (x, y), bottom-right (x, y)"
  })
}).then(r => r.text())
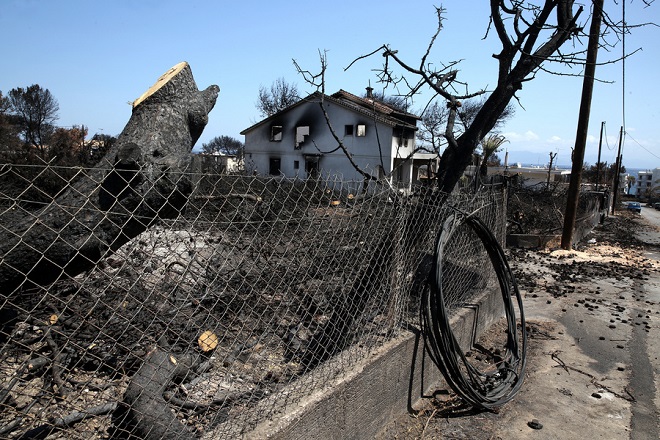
top-left (294, 160), bottom-right (299, 170)
top-left (295, 126), bottom-right (309, 148)
top-left (356, 124), bottom-right (366, 137)
top-left (269, 157), bottom-right (281, 175)
top-left (271, 126), bottom-right (283, 142)
top-left (344, 125), bottom-right (354, 136)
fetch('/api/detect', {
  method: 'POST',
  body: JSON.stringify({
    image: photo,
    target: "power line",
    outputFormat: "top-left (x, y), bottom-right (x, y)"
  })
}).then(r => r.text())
top-left (625, 132), bottom-right (660, 161)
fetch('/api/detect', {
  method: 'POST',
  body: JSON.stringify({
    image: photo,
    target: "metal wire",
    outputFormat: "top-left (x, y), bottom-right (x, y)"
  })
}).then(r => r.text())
top-left (0, 163), bottom-right (511, 438)
top-left (422, 211), bottom-right (527, 409)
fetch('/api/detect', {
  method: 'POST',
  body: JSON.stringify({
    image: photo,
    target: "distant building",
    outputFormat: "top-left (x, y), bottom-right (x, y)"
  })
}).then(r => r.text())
top-left (240, 89), bottom-right (434, 189)
top-left (487, 163), bottom-right (571, 187)
top-left (635, 168), bottom-right (660, 199)
top-left (194, 152), bottom-right (240, 174)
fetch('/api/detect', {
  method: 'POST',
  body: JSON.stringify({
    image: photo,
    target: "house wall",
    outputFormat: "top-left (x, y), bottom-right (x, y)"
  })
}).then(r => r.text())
top-left (243, 99), bottom-right (405, 183)
top-left (635, 168), bottom-right (660, 198)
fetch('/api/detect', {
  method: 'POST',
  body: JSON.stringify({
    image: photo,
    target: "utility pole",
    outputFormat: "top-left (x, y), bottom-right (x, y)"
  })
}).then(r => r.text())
top-left (611, 126), bottom-right (624, 214)
top-left (561, 0), bottom-right (604, 250)
top-left (595, 121), bottom-right (605, 191)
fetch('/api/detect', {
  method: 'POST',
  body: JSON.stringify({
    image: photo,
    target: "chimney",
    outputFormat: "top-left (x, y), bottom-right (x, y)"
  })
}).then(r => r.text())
top-left (365, 86), bottom-right (373, 99)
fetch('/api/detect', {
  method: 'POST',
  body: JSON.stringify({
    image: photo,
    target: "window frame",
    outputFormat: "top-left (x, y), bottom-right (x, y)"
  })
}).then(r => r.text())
top-left (270, 125), bottom-right (283, 142)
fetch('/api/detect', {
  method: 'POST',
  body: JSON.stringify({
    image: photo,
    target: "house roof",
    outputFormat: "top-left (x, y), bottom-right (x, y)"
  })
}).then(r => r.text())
top-left (240, 90), bottom-right (419, 135)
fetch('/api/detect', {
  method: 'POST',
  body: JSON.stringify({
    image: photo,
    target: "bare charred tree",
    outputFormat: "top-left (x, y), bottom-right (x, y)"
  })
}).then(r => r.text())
top-left (416, 95), bottom-right (514, 161)
top-left (0, 91), bottom-right (22, 157)
top-left (256, 77), bottom-right (300, 117)
top-left (202, 134), bottom-right (244, 159)
top-left (8, 84), bottom-right (60, 158)
top-left (0, 62), bottom-right (219, 295)
top-left (292, 1), bottom-right (652, 367)
top-left (363, 89), bottom-right (411, 112)
top-left (87, 132), bottom-right (117, 166)
top-left (416, 100), bottom-right (450, 156)
top-left (346, 2), bottom-right (641, 194)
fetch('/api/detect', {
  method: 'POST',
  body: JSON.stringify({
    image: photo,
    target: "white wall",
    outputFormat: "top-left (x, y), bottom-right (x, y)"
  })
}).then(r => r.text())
top-left (243, 98), bottom-right (400, 182)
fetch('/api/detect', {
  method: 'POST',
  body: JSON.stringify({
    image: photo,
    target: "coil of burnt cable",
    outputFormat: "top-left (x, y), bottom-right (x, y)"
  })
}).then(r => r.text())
top-left (422, 213), bottom-right (527, 409)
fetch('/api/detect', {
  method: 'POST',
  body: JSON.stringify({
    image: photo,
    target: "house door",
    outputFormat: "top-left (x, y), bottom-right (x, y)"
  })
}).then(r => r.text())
top-left (305, 159), bottom-right (319, 178)
top-left (269, 157), bottom-right (281, 175)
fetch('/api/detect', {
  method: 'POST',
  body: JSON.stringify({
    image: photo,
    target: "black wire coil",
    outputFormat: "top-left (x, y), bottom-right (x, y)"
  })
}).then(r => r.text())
top-left (422, 212), bottom-right (527, 409)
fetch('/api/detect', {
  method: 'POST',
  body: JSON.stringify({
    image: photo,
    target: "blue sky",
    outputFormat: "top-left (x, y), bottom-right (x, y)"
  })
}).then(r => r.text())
top-left (1, 0), bottom-right (658, 169)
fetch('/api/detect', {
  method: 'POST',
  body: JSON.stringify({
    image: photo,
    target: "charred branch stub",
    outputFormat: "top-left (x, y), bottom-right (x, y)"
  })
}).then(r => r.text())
top-left (0, 62), bottom-right (219, 294)
top-left (110, 346), bottom-right (197, 440)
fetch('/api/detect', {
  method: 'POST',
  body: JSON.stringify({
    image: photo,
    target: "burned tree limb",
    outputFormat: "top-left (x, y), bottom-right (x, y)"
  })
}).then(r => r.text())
top-left (110, 346), bottom-right (196, 440)
top-left (0, 62), bottom-right (219, 295)
top-left (14, 402), bottom-right (118, 440)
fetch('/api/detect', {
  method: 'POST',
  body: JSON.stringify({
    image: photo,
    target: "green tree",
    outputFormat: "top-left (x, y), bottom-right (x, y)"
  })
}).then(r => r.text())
top-left (8, 84), bottom-right (60, 158)
top-left (459, 96), bottom-right (515, 133)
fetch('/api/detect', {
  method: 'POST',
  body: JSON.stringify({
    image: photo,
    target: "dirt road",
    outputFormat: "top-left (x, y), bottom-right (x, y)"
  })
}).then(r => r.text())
top-left (378, 212), bottom-right (660, 439)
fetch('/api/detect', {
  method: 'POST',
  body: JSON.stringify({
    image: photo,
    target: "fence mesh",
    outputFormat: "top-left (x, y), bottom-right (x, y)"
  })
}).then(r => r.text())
top-left (0, 164), bottom-right (506, 439)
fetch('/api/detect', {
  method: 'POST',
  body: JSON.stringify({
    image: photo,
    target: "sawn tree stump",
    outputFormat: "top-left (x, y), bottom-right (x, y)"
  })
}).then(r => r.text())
top-left (0, 62), bottom-right (219, 294)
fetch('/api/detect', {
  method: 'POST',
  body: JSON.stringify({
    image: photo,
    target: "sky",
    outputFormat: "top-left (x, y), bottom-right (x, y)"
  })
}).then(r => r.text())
top-left (1, 0), bottom-right (659, 170)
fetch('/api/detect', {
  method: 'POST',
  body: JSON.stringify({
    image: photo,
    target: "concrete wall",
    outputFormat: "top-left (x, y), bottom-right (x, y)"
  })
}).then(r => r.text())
top-left (202, 286), bottom-right (505, 440)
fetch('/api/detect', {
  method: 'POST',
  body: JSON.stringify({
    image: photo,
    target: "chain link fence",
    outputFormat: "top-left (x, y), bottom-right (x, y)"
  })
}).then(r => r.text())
top-left (0, 163), bottom-right (506, 439)
top-left (507, 181), bottom-right (606, 239)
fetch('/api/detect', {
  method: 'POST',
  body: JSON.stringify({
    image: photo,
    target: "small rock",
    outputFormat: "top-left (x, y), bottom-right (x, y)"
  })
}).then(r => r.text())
top-left (591, 392), bottom-right (602, 399)
top-left (528, 419), bottom-right (543, 430)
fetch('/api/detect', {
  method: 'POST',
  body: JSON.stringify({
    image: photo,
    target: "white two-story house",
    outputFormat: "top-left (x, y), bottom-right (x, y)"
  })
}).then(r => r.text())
top-left (635, 168), bottom-right (660, 199)
top-left (241, 88), bottom-right (435, 189)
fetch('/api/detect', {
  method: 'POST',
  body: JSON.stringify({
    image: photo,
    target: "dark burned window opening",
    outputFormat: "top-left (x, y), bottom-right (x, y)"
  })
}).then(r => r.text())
top-left (271, 125), bottom-right (283, 142)
top-left (344, 125), bottom-right (354, 136)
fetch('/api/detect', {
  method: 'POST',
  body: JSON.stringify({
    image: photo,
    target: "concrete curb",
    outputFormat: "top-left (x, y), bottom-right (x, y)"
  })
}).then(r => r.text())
top-left (231, 286), bottom-right (505, 439)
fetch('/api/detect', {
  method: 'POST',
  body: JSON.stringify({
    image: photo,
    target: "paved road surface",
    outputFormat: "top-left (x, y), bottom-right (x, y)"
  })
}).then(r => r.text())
top-left (638, 205), bottom-right (660, 245)
top-left (378, 213), bottom-right (660, 439)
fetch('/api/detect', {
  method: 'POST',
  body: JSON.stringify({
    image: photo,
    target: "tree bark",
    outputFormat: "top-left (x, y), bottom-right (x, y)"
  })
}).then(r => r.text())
top-left (0, 62), bottom-right (219, 294)
top-left (109, 347), bottom-right (196, 440)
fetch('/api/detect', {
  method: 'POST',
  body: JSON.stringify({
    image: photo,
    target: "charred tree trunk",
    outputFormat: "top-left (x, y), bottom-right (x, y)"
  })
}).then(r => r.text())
top-left (109, 346), bottom-right (196, 440)
top-left (0, 62), bottom-right (219, 294)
